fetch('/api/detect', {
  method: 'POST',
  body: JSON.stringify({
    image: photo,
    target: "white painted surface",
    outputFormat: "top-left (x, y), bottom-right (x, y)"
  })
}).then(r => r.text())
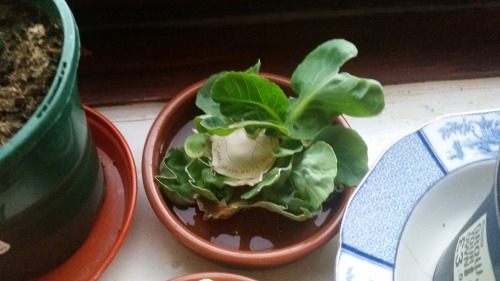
top-left (94, 77), bottom-right (500, 281)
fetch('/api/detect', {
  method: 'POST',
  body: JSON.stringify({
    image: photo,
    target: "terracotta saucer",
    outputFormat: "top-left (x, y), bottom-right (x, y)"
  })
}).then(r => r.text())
top-left (35, 106), bottom-right (137, 281)
top-left (143, 73), bottom-right (355, 267)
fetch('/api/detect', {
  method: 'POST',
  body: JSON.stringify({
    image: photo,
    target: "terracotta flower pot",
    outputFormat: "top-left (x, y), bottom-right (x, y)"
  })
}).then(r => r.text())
top-left (142, 73), bottom-right (356, 267)
top-left (0, 1), bottom-right (106, 279)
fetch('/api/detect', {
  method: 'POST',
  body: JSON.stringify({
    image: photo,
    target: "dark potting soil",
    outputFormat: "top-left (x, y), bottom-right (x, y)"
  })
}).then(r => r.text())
top-left (0, 1), bottom-right (62, 146)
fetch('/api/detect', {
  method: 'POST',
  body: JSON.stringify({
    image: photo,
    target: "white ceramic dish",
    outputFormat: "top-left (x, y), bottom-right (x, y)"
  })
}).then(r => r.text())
top-left (336, 109), bottom-right (500, 281)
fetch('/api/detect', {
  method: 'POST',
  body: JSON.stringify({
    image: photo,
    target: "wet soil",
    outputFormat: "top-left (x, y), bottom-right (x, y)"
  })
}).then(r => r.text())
top-left (0, 1), bottom-right (62, 146)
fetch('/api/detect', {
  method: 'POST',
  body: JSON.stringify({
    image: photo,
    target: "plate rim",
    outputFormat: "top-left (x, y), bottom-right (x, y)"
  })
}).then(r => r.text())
top-left (335, 109), bottom-right (500, 280)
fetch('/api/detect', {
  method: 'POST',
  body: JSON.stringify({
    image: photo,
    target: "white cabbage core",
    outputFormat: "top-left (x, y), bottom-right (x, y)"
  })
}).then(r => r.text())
top-left (210, 129), bottom-right (277, 186)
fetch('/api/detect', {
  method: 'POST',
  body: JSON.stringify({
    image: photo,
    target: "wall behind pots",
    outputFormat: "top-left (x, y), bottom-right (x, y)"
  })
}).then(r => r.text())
top-left (66, 0), bottom-right (497, 27)
top-left (64, 0), bottom-right (500, 106)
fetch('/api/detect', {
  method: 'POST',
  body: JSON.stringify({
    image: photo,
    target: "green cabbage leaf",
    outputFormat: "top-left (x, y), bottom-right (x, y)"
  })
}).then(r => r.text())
top-left (156, 39), bottom-right (384, 221)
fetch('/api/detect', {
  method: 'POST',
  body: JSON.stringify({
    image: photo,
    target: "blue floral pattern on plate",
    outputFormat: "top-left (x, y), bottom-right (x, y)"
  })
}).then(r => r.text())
top-left (335, 110), bottom-right (500, 281)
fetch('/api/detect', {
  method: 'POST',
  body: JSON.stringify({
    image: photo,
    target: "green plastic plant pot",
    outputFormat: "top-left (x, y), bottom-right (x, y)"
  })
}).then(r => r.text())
top-left (0, 1), bottom-right (105, 280)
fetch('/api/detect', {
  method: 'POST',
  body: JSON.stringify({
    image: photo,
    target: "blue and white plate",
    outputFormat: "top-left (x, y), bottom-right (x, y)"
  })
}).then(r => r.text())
top-left (336, 109), bottom-right (500, 281)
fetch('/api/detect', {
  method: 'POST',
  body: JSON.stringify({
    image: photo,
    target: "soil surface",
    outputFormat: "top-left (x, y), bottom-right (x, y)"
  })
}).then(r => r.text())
top-left (0, 1), bottom-right (62, 146)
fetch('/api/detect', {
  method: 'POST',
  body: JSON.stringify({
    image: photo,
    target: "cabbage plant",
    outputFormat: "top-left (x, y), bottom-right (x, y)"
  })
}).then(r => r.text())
top-left (156, 39), bottom-right (384, 221)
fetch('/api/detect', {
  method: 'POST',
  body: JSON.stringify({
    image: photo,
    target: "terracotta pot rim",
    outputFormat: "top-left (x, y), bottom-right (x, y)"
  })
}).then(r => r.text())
top-left (168, 271), bottom-right (258, 281)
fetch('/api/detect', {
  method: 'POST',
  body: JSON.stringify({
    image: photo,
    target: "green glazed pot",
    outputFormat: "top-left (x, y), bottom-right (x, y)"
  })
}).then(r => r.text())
top-left (0, 1), bottom-right (105, 280)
